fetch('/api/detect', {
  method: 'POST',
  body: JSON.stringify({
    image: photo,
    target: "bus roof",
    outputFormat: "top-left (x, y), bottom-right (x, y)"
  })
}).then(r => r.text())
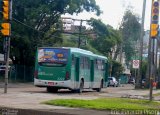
top-left (95, 54), bottom-right (107, 60)
top-left (38, 47), bottom-right (93, 54)
top-left (66, 47), bottom-right (93, 54)
top-left (63, 47), bottom-right (108, 61)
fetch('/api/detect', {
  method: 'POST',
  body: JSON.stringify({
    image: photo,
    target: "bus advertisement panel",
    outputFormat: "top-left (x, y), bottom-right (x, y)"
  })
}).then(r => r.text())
top-left (38, 48), bottom-right (69, 64)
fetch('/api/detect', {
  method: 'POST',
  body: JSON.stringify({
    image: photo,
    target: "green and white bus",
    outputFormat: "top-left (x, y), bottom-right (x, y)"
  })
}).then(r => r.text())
top-left (34, 47), bottom-right (109, 93)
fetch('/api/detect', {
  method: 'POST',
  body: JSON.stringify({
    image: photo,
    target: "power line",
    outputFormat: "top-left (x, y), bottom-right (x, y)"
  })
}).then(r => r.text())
top-left (12, 17), bottom-right (67, 39)
top-left (12, 17), bottom-right (94, 37)
top-left (12, 18), bottom-right (45, 34)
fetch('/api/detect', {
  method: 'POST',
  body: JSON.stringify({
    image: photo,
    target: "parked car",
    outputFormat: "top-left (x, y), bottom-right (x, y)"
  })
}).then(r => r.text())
top-left (128, 78), bottom-right (135, 85)
top-left (108, 77), bottom-right (118, 87)
top-left (0, 65), bottom-right (10, 74)
top-left (142, 79), bottom-right (146, 87)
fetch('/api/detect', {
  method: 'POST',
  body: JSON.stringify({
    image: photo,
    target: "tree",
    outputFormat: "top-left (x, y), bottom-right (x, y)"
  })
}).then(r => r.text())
top-left (119, 9), bottom-right (141, 65)
top-left (5, 0), bottom-right (102, 66)
top-left (87, 18), bottom-right (123, 77)
top-left (111, 60), bottom-right (124, 77)
top-left (88, 18), bottom-right (122, 57)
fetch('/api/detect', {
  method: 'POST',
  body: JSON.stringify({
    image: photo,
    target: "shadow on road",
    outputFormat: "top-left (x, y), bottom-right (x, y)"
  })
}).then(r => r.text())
top-left (23, 89), bottom-right (98, 95)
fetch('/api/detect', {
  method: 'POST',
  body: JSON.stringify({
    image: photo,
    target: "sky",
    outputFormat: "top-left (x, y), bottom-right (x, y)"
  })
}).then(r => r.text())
top-left (63, 0), bottom-right (152, 30)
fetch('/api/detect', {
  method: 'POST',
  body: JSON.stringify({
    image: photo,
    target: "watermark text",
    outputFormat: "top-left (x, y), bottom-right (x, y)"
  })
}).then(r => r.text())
top-left (111, 109), bottom-right (160, 115)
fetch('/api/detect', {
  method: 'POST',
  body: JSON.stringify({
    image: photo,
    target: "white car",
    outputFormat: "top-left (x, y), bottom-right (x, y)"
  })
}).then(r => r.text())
top-left (0, 65), bottom-right (10, 74)
top-left (108, 77), bottom-right (118, 87)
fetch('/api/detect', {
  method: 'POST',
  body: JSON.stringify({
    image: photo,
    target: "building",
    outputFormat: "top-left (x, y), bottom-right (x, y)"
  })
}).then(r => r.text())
top-left (61, 17), bottom-right (74, 31)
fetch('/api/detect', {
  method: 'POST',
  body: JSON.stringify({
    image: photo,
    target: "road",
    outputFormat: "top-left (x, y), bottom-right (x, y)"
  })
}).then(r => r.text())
top-left (0, 83), bottom-right (160, 115)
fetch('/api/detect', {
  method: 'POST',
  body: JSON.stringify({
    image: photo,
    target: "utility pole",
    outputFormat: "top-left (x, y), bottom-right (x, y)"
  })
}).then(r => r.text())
top-left (150, 38), bottom-right (155, 101)
top-left (136, 0), bottom-right (146, 89)
top-left (1, 0), bottom-right (12, 93)
top-left (71, 19), bottom-right (89, 48)
top-left (155, 39), bottom-right (158, 82)
top-left (78, 20), bottom-right (82, 48)
top-left (149, 0), bottom-right (159, 101)
top-left (4, 36), bottom-right (10, 93)
top-left (61, 17), bottom-right (91, 48)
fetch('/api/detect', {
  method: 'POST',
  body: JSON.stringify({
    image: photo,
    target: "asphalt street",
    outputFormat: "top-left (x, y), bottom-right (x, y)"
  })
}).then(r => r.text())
top-left (0, 83), bottom-right (160, 115)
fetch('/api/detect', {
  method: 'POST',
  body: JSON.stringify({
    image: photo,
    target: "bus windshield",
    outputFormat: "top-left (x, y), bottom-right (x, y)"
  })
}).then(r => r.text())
top-left (38, 48), bottom-right (69, 66)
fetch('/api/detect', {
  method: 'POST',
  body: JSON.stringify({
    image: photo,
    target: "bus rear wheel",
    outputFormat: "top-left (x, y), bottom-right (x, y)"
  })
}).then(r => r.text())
top-left (96, 80), bottom-right (103, 92)
top-left (47, 87), bottom-right (58, 93)
top-left (78, 80), bottom-right (84, 93)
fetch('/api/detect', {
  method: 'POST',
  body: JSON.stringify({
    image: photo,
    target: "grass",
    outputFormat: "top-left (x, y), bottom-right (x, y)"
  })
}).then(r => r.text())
top-left (43, 97), bottom-right (160, 112)
top-left (153, 93), bottom-right (160, 96)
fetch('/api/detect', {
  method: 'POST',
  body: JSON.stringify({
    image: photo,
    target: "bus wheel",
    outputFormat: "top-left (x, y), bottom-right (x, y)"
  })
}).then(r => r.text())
top-left (47, 87), bottom-right (58, 93)
top-left (96, 80), bottom-right (103, 92)
top-left (78, 80), bottom-right (84, 93)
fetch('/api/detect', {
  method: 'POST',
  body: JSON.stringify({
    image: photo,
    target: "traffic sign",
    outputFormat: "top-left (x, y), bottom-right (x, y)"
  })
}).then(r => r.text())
top-left (132, 60), bottom-right (139, 69)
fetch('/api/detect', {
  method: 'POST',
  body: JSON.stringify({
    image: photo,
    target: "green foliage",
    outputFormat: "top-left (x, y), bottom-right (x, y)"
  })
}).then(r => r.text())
top-left (81, 42), bottom-right (101, 54)
top-left (44, 98), bottom-right (160, 111)
top-left (6, 0), bottom-right (101, 66)
top-left (2, 0), bottom-right (123, 75)
top-left (86, 18), bottom-right (123, 76)
top-left (89, 18), bottom-right (109, 37)
top-left (141, 61), bottom-right (147, 78)
top-left (120, 9), bottom-right (141, 64)
top-left (88, 18), bottom-right (122, 56)
top-left (111, 60), bottom-right (124, 77)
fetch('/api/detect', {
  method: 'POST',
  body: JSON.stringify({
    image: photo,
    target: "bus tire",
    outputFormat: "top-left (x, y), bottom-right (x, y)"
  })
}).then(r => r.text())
top-left (78, 80), bottom-right (84, 93)
top-left (47, 87), bottom-right (58, 93)
top-left (96, 80), bottom-right (103, 92)
top-left (71, 89), bottom-right (77, 93)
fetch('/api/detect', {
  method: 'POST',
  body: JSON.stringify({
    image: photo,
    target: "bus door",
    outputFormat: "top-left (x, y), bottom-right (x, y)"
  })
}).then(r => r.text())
top-left (90, 60), bottom-right (94, 87)
top-left (74, 57), bottom-right (80, 88)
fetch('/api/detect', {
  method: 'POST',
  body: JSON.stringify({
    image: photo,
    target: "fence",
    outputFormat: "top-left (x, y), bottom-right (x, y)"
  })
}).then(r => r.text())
top-left (0, 65), bottom-right (34, 82)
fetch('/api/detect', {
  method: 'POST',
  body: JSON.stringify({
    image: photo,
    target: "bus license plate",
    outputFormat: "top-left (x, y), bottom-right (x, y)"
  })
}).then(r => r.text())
top-left (48, 82), bottom-right (54, 86)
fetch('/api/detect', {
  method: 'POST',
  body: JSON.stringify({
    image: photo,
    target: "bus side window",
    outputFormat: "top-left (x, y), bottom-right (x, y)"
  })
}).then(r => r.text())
top-left (83, 57), bottom-right (86, 69)
top-left (94, 59), bottom-right (97, 70)
top-left (84, 57), bottom-right (89, 69)
top-left (100, 60), bottom-right (102, 70)
top-left (97, 59), bottom-right (99, 69)
top-left (102, 60), bottom-right (105, 71)
top-left (80, 56), bottom-right (84, 69)
top-left (86, 57), bottom-right (90, 69)
top-left (97, 59), bottom-right (102, 70)
top-left (72, 54), bottom-right (74, 66)
top-left (88, 58), bottom-right (90, 69)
